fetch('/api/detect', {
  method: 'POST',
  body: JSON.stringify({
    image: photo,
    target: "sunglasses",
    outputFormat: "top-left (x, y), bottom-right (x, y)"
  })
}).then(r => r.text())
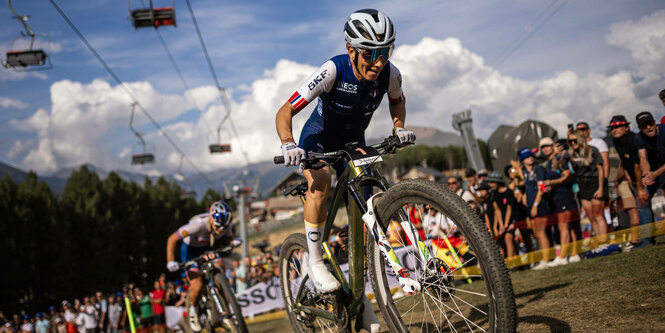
top-left (447, 181), bottom-right (458, 185)
top-left (356, 45), bottom-right (394, 63)
top-left (540, 144), bottom-right (553, 148)
top-left (639, 121), bottom-right (656, 130)
top-left (568, 138), bottom-right (579, 145)
top-left (576, 127), bottom-right (589, 131)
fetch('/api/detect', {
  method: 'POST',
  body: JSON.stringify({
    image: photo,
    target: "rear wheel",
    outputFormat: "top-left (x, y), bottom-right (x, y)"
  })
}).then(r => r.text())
top-left (279, 233), bottom-right (349, 332)
top-left (367, 179), bottom-right (516, 332)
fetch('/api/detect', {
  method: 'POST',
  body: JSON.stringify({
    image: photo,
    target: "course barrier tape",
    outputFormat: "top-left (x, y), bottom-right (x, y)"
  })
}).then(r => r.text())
top-left (457, 219), bottom-right (665, 277)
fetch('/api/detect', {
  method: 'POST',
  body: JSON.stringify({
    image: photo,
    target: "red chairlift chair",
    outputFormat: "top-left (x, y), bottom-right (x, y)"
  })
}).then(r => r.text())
top-left (130, 0), bottom-right (176, 29)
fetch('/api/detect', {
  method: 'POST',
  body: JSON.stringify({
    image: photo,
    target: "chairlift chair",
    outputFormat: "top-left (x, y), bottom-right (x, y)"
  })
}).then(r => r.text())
top-left (2, 0), bottom-right (52, 71)
top-left (209, 115), bottom-right (232, 154)
top-left (128, 103), bottom-right (156, 165)
top-left (129, 0), bottom-right (176, 29)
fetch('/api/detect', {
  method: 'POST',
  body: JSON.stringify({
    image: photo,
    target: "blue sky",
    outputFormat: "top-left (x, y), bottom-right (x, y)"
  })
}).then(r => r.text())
top-left (1, 0), bottom-right (664, 176)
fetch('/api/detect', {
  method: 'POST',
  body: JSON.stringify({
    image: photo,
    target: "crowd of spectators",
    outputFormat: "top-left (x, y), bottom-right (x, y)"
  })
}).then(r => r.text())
top-left (446, 103), bottom-right (665, 270)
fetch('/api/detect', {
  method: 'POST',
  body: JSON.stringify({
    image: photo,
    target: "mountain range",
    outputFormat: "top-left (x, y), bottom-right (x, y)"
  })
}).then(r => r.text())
top-left (1, 126), bottom-right (462, 198)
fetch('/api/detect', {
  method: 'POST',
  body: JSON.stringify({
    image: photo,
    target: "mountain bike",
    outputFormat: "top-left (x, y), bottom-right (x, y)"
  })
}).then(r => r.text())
top-left (180, 246), bottom-right (248, 333)
top-left (274, 136), bottom-right (516, 332)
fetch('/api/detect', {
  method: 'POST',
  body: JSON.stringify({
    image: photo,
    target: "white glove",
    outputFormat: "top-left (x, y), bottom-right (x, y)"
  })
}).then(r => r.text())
top-left (281, 142), bottom-right (306, 166)
top-left (231, 238), bottom-right (243, 248)
top-left (395, 127), bottom-right (416, 143)
top-left (166, 261), bottom-right (179, 272)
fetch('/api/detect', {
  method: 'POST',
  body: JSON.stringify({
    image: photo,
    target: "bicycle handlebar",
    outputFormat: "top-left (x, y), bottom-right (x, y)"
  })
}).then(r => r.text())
top-left (273, 136), bottom-right (410, 170)
top-left (178, 245), bottom-right (235, 270)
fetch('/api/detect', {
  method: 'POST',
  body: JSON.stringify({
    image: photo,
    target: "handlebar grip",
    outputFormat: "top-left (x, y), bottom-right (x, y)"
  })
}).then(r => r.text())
top-left (274, 156), bottom-right (285, 164)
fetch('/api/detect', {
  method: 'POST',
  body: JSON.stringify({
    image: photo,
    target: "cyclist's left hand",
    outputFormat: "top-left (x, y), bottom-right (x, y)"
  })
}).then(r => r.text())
top-left (395, 127), bottom-right (415, 143)
top-left (231, 238), bottom-right (243, 248)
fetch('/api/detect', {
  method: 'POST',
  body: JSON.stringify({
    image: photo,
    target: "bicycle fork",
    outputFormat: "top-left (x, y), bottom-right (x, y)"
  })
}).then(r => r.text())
top-left (362, 192), bottom-right (433, 294)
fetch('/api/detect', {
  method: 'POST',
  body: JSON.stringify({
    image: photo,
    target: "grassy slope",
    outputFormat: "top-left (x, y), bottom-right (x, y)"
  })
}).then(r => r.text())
top-left (248, 240), bottom-right (665, 332)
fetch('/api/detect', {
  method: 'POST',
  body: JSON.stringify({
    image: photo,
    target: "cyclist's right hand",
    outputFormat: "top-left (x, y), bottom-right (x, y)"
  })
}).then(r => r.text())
top-left (281, 142), bottom-right (306, 166)
top-left (167, 260), bottom-right (179, 272)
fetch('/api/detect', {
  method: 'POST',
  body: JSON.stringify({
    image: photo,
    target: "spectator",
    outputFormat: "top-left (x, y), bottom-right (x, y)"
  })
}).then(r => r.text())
top-left (164, 283), bottom-right (179, 306)
top-left (478, 169), bottom-right (489, 183)
top-left (659, 89), bottom-right (665, 108)
top-left (35, 314), bottom-right (49, 333)
top-left (447, 175), bottom-right (475, 203)
top-left (635, 111), bottom-right (665, 197)
top-left (540, 137), bottom-right (581, 265)
top-left (134, 289), bottom-right (151, 333)
top-left (149, 281), bottom-right (165, 333)
top-left (232, 259), bottom-right (248, 293)
top-left (62, 302), bottom-right (76, 333)
top-left (82, 297), bottom-right (98, 333)
top-left (564, 130), bottom-right (609, 249)
top-left (93, 293), bottom-right (106, 333)
top-left (464, 168), bottom-right (482, 204)
top-left (47, 307), bottom-right (60, 333)
top-left (518, 147), bottom-right (552, 270)
top-left (576, 122), bottom-right (610, 184)
top-left (106, 295), bottom-right (121, 333)
top-left (20, 315), bottom-right (33, 333)
top-left (608, 115), bottom-right (646, 251)
top-left (487, 172), bottom-right (516, 258)
top-left (475, 181), bottom-right (493, 234)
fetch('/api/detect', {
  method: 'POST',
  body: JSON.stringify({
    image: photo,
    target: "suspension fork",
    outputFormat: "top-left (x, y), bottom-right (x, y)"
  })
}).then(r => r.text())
top-left (207, 274), bottom-right (225, 318)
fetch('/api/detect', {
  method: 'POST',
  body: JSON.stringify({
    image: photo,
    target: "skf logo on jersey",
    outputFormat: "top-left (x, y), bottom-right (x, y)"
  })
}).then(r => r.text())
top-left (336, 81), bottom-right (358, 93)
top-left (308, 69), bottom-right (328, 91)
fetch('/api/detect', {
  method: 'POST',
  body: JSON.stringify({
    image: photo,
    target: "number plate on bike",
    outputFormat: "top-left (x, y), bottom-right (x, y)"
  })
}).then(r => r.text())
top-left (203, 252), bottom-right (221, 262)
top-left (347, 146), bottom-right (383, 167)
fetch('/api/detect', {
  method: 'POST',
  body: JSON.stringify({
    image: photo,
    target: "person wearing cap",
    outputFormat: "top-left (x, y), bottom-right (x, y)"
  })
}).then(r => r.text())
top-left (609, 115), bottom-right (649, 251)
top-left (486, 171), bottom-right (517, 258)
top-left (20, 315), bottom-right (33, 333)
top-left (540, 137), bottom-right (581, 265)
top-left (635, 111), bottom-right (665, 195)
top-left (517, 147), bottom-right (552, 270)
top-left (62, 302), bottom-right (76, 333)
top-left (35, 313), bottom-right (50, 333)
top-left (562, 129), bottom-right (609, 252)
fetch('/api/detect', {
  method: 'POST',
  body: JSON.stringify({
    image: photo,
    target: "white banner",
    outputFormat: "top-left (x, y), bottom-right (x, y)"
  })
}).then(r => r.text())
top-left (165, 245), bottom-right (424, 320)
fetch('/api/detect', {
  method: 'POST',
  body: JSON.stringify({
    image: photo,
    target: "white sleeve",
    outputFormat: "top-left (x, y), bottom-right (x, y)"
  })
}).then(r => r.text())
top-left (387, 63), bottom-right (404, 102)
top-left (593, 138), bottom-right (608, 153)
top-left (287, 60), bottom-right (337, 111)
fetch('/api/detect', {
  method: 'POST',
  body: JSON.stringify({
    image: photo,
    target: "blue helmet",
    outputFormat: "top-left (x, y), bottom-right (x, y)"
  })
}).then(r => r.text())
top-left (209, 201), bottom-right (232, 229)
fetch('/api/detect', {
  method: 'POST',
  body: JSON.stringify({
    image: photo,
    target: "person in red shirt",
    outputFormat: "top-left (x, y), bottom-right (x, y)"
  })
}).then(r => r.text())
top-left (149, 280), bottom-right (166, 333)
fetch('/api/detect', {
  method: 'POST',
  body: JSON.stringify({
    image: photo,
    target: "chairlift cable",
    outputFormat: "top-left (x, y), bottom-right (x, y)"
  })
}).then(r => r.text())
top-left (48, 0), bottom-right (214, 187)
top-left (444, 0), bottom-right (570, 117)
top-left (184, 0), bottom-right (254, 168)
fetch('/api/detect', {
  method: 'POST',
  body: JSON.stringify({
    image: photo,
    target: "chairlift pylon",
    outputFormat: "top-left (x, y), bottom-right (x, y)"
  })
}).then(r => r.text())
top-left (175, 154), bottom-right (196, 199)
top-left (209, 114), bottom-right (232, 154)
top-left (129, 0), bottom-right (176, 29)
top-left (129, 103), bottom-right (155, 165)
top-left (2, 0), bottom-right (52, 71)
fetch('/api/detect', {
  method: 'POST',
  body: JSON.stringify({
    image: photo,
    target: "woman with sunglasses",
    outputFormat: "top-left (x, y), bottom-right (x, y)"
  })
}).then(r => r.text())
top-left (540, 138), bottom-right (582, 265)
top-left (563, 130), bottom-right (608, 248)
top-left (275, 9), bottom-right (414, 332)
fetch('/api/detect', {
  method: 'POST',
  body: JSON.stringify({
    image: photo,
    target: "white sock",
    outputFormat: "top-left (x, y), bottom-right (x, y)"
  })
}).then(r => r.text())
top-left (305, 222), bottom-right (324, 265)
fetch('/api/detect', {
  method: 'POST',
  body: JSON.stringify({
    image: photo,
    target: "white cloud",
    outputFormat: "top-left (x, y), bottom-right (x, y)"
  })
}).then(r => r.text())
top-left (606, 10), bottom-right (665, 77)
top-left (6, 140), bottom-right (33, 159)
top-left (0, 97), bottom-right (28, 109)
top-left (9, 11), bottom-right (665, 175)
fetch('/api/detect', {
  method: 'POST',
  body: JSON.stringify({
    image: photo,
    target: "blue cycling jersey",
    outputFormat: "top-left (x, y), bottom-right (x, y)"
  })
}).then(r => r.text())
top-left (288, 54), bottom-right (404, 153)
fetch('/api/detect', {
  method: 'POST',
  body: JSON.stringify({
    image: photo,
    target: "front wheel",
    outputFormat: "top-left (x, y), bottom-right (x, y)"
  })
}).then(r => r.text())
top-left (367, 179), bottom-right (517, 332)
top-left (211, 273), bottom-right (248, 333)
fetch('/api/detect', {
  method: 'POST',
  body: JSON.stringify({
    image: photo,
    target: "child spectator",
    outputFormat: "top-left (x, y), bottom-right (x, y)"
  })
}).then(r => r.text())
top-left (487, 172), bottom-right (517, 258)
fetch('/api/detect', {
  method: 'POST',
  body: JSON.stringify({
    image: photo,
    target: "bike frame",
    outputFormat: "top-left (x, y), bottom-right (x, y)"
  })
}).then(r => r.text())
top-left (294, 156), bottom-right (431, 322)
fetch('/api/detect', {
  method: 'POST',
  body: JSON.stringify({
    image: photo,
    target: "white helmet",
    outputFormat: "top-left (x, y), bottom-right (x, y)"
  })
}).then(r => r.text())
top-left (344, 9), bottom-right (395, 50)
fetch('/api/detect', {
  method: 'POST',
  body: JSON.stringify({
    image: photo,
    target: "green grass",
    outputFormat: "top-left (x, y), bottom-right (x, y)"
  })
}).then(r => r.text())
top-left (248, 238), bottom-right (665, 332)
